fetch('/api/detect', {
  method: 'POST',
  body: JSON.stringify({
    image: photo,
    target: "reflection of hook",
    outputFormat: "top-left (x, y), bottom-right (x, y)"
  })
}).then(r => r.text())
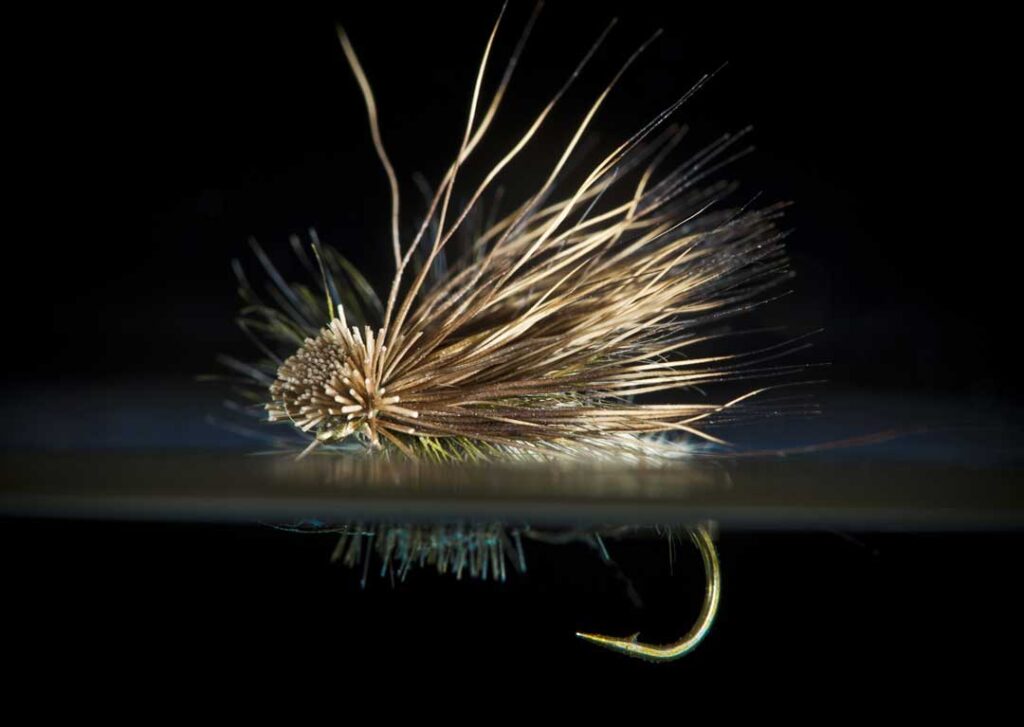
top-left (576, 524), bottom-right (721, 662)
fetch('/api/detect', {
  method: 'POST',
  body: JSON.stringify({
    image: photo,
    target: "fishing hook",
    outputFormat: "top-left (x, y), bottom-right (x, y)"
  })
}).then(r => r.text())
top-left (576, 523), bottom-right (721, 662)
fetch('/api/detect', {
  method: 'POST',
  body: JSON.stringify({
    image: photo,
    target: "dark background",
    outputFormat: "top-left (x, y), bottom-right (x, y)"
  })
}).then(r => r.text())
top-left (5, 1), bottom-right (1020, 699)
top-left (11, 2), bottom-right (1017, 399)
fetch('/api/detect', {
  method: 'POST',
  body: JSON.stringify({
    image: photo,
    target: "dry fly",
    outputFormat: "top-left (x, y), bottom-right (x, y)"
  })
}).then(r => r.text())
top-left (218, 3), bottom-right (808, 661)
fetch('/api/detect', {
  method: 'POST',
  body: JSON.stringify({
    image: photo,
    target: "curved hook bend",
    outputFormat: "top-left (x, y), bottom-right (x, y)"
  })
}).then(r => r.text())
top-left (575, 523), bottom-right (721, 662)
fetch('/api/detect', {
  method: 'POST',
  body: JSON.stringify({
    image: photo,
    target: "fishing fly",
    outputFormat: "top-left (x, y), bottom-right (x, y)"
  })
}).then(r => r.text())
top-left (219, 2), bottom-right (805, 661)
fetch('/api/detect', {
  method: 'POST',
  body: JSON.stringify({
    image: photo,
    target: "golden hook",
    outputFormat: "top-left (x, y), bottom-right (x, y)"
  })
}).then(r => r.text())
top-left (576, 523), bottom-right (721, 662)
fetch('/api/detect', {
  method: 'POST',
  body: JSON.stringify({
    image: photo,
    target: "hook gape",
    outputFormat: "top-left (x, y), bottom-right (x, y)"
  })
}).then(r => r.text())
top-left (576, 524), bottom-right (721, 662)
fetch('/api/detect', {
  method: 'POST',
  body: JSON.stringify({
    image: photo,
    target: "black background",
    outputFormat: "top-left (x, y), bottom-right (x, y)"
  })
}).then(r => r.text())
top-left (12, 2), bottom-right (1017, 398)
top-left (5, 1), bottom-right (1021, 700)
